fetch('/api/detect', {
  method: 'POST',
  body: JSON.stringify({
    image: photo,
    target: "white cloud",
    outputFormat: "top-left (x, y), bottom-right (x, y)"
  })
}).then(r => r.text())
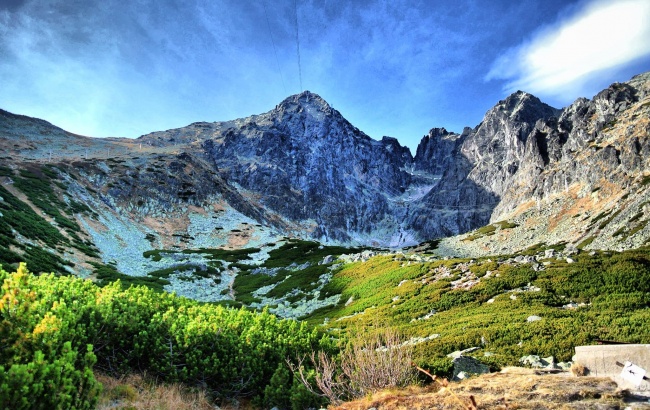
top-left (487, 0), bottom-right (650, 100)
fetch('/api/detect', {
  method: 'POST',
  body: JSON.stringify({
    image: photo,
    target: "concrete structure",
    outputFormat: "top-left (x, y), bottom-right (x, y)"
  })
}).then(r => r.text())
top-left (573, 345), bottom-right (650, 395)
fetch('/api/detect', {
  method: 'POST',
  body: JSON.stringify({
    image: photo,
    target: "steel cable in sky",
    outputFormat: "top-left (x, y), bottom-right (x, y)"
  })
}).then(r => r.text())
top-left (263, 2), bottom-right (287, 95)
top-left (294, 0), bottom-right (303, 92)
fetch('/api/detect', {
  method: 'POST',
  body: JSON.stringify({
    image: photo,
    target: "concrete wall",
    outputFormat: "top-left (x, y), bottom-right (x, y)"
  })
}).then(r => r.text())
top-left (573, 344), bottom-right (650, 395)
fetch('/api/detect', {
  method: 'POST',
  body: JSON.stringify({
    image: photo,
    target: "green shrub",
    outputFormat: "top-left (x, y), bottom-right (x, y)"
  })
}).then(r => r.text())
top-left (0, 264), bottom-right (101, 409)
top-left (0, 263), bottom-right (328, 404)
top-left (0, 344), bottom-right (100, 410)
top-left (263, 363), bottom-right (292, 409)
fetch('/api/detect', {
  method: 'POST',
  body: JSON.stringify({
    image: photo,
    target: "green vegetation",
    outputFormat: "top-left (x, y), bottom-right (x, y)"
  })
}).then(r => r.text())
top-left (0, 263), bottom-right (327, 407)
top-left (182, 247), bottom-right (260, 263)
top-left (144, 247), bottom-right (260, 265)
top-left (143, 249), bottom-right (172, 262)
top-left (91, 262), bottom-right (170, 292)
top-left (2, 159), bottom-right (649, 404)
top-left (0, 164), bottom-right (100, 273)
top-left (495, 221), bottom-right (519, 230)
top-left (308, 248), bottom-right (650, 370)
top-left (232, 240), bottom-right (363, 305)
top-left (627, 220), bottom-right (648, 238)
top-left (148, 264), bottom-right (196, 279)
top-left (590, 210), bottom-right (612, 226)
top-left (140, 247), bottom-right (261, 290)
top-left (0, 183), bottom-right (76, 273)
top-left (640, 174), bottom-right (650, 186)
top-left (0, 184), bottom-right (67, 249)
top-left (577, 236), bottom-right (595, 249)
top-left (464, 221), bottom-right (518, 241)
top-left (520, 242), bottom-right (566, 256)
top-left (0, 165), bottom-right (13, 177)
top-left (0, 264), bottom-right (100, 409)
top-left (265, 240), bottom-right (359, 267)
top-left (598, 209), bottom-right (622, 230)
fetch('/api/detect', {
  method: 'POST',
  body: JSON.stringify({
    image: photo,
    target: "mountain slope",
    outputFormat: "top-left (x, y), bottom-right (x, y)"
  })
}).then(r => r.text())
top-left (436, 72), bottom-right (650, 256)
top-left (135, 92), bottom-right (416, 245)
top-left (1, 72), bottom-right (650, 284)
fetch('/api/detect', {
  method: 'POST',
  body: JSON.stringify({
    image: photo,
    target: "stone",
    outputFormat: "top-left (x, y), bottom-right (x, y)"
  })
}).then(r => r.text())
top-left (527, 315), bottom-right (542, 322)
top-left (520, 355), bottom-right (548, 368)
top-left (320, 255), bottom-right (335, 265)
top-left (452, 356), bottom-right (490, 381)
top-left (3, 72), bottom-right (650, 315)
top-left (447, 346), bottom-right (480, 359)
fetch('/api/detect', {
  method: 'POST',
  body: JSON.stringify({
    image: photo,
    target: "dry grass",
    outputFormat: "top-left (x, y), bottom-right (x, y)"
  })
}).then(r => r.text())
top-left (294, 328), bottom-right (417, 405)
top-left (331, 368), bottom-right (633, 410)
top-left (95, 372), bottom-right (214, 410)
top-left (571, 362), bottom-right (587, 377)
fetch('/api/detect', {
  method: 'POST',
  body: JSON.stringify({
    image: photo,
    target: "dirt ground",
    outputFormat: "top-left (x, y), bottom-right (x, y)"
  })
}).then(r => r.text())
top-left (332, 367), bottom-right (650, 410)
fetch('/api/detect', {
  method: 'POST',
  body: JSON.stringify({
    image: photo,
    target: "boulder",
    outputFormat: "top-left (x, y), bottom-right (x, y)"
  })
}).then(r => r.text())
top-left (452, 356), bottom-right (490, 380)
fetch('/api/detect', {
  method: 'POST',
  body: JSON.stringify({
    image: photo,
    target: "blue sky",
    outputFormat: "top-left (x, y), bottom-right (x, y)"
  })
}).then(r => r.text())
top-left (1, 0), bottom-right (649, 152)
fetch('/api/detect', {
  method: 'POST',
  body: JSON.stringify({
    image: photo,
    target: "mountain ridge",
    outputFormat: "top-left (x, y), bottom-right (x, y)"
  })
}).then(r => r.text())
top-left (1, 72), bottom-right (649, 261)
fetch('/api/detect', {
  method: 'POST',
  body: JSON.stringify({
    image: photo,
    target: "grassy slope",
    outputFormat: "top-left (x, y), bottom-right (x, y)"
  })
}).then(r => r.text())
top-left (305, 247), bottom-right (650, 371)
top-left (0, 164), bottom-right (100, 273)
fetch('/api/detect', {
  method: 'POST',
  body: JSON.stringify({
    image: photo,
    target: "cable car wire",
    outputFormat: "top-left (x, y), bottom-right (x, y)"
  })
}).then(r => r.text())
top-left (263, 2), bottom-right (287, 95)
top-left (294, 0), bottom-right (303, 92)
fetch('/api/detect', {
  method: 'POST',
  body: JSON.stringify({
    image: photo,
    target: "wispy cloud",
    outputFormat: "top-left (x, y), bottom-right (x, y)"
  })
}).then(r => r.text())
top-left (5, 0), bottom-right (640, 151)
top-left (487, 0), bottom-right (650, 102)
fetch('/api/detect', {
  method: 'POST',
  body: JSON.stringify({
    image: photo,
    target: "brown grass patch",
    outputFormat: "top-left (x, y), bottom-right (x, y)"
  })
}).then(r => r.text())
top-left (95, 372), bottom-right (214, 410)
top-left (212, 201), bottom-right (227, 212)
top-left (571, 363), bottom-right (587, 377)
top-left (332, 369), bottom-right (628, 410)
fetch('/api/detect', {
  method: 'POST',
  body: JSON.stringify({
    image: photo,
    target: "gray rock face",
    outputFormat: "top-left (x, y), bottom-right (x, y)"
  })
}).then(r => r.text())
top-left (2, 72), bottom-right (650, 250)
top-left (413, 127), bottom-right (467, 176)
top-left (91, 72), bottom-right (650, 247)
top-left (405, 92), bottom-right (560, 239)
top-left (197, 92), bottom-right (414, 243)
top-left (460, 91), bottom-right (561, 198)
top-left (492, 76), bottom-right (650, 221)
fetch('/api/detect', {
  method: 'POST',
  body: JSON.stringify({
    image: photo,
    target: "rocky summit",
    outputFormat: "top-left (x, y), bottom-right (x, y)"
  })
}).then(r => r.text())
top-left (1, 72), bottom-right (650, 267)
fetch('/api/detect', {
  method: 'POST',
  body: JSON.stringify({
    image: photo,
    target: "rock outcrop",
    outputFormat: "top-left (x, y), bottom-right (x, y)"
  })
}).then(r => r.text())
top-left (437, 72), bottom-right (650, 255)
top-left (1, 72), bottom-right (650, 253)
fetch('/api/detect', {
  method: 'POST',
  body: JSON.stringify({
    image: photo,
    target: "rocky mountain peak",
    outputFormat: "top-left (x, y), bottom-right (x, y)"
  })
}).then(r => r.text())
top-left (490, 90), bottom-right (560, 123)
top-left (413, 127), bottom-right (464, 173)
top-left (428, 127), bottom-right (452, 139)
top-left (274, 90), bottom-right (334, 116)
